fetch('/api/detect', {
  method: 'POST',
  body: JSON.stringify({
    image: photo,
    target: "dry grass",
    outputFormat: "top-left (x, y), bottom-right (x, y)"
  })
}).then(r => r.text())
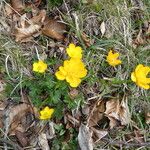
top-left (0, 0), bottom-right (150, 149)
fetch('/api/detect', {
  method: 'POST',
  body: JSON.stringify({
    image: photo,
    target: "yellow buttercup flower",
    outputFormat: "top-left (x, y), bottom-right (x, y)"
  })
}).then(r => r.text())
top-left (39, 106), bottom-right (54, 120)
top-left (33, 60), bottom-right (47, 73)
top-left (106, 50), bottom-right (122, 66)
top-left (131, 64), bottom-right (150, 89)
top-left (55, 58), bottom-right (87, 87)
top-left (66, 43), bottom-right (82, 59)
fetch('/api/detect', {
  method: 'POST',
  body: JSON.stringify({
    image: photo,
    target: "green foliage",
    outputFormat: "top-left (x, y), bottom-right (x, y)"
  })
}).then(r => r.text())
top-left (21, 71), bottom-right (84, 119)
top-left (51, 124), bottom-right (78, 150)
top-left (47, 0), bottom-right (63, 8)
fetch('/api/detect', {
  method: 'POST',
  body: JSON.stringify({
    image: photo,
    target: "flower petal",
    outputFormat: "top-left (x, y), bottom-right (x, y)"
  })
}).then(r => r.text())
top-left (69, 43), bottom-right (76, 49)
top-left (131, 72), bottom-right (136, 82)
top-left (59, 66), bottom-right (67, 76)
top-left (33, 62), bottom-right (39, 72)
top-left (143, 66), bottom-right (150, 75)
top-left (55, 71), bottom-right (66, 80)
top-left (39, 107), bottom-right (54, 120)
top-left (135, 64), bottom-right (143, 74)
top-left (66, 76), bottom-right (81, 87)
top-left (138, 83), bottom-right (149, 89)
top-left (106, 50), bottom-right (121, 66)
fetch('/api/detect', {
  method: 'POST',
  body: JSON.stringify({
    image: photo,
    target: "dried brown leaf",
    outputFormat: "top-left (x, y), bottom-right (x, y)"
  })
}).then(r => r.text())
top-left (91, 127), bottom-right (108, 142)
top-left (29, 9), bottom-right (46, 24)
top-left (47, 122), bottom-right (55, 139)
top-left (9, 103), bottom-right (33, 134)
top-left (81, 33), bottom-right (93, 47)
top-left (38, 133), bottom-right (50, 150)
top-left (15, 130), bottom-right (29, 147)
top-left (4, 4), bottom-right (13, 16)
top-left (107, 116), bottom-right (120, 129)
top-left (42, 18), bottom-right (66, 41)
top-left (105, 99), bottom-right (131, 129)
top-left (119, 99), bottom-right (131, 125)
top-left (14, 10), bottom-right (46, 42)
top-left (10, 0), bottom-right (25, 12)
top-left (78, 124), bottom-right (93, 150)
top-left (87, 100), bottom-right (106, 127)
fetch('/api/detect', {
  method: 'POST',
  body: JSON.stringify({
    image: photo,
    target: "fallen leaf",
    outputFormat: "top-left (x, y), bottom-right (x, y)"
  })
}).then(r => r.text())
top-left (4, 3), bottom-right (13, 16)
top-left (91, 127), bottom-right (108, 142)
top-left (29, 9), bottom-right (46, 24)
top-left (81, 32), bottom-right (93, 47)
top-left (38, 133), bottom-right (50, 150)
top-left (42, 18), bottom-right (66, 40)
top-left (104, 99), bottom-right (131, 129)
top-left (10, 0), bottom-right (25, 12)
top-left (14, 10), bottom-right (46, 42)
top-left (87, 100), bottom-right (106, 127)
top-left (8, 103), bottom-right (33, 134)
top-left (15, 130), bottom-right (29, 147)
top-left (119, 99), bottom-right (131, 125)
top-left (108, 116), bottom-right (120, 129)
top-left (100, 21), bottom-right (106, 36)
top-left (47, 122), bottom-right (55, 139)
top-left (78, 124), bottom-right (93, 150)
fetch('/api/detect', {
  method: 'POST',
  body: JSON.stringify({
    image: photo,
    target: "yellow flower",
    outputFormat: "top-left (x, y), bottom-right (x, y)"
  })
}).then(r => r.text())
top-left (39, 106), bottom-right (54, 120)
top-left (131, 64), bottom-right (150, 89)
top-left (66, 43), bottom-right (82, 59)
top-left (33, 60), bottom-right (47, 73)
top-left (106, 50), bottom-right (122, 66)
top-left (55, 58), bottom-right (87, 87)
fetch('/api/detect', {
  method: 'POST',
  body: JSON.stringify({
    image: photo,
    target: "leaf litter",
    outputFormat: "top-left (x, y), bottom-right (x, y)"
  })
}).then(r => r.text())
top-left (0, 0), bottom-right (150, 149)
top-left (2, 0), bottom-right (67, 42)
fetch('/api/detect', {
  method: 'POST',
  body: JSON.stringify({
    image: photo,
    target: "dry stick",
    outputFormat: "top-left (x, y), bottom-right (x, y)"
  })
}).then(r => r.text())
top-left (0, 138), bottom-right (23, 150)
